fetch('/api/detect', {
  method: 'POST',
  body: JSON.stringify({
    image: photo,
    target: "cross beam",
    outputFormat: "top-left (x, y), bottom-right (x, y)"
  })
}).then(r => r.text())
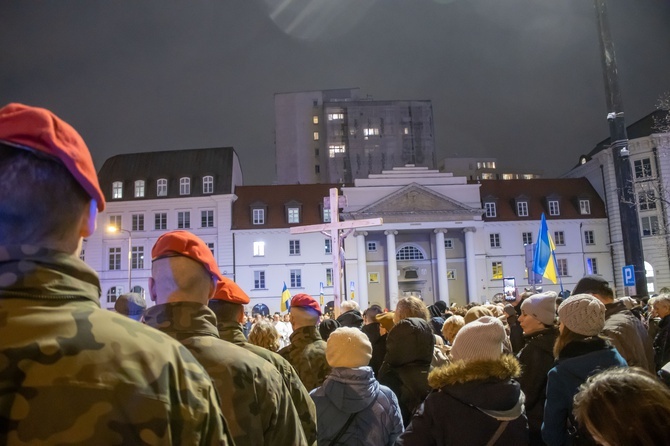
top-left (290, 188), bottom-right (382, 317)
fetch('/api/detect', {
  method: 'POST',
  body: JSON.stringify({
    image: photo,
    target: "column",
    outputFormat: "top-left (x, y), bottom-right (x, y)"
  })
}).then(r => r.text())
top-left (434, 229), bottom-right (449, 305)
top-left (385, 230), bottom-right (399, 310)
top-left (355, 231), bottom-right (369, 310)
top-left (464, 228), bottom-right (477, 304)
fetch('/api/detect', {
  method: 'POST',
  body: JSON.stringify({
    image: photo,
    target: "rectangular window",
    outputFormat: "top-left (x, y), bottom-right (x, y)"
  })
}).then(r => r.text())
top-left (201, 210), bottom-right (214, 228)
top-left (112, 181), bottom-right (123, 199)
top-left (109, 247), bottom-right (121, 270)
top-left (522, 232), bottom-right (533, 245)
top-left (132, 214), bottom-right (144, 231)
top-left (207, 242), bottom-right (215, 256)
top-left (328, 113), bottom-right (344, 120)
top-left (638, 191), bottom-right (657, 211)
top-left (313, 131), bottom-right (319, 141)
top-left (579, 199), bottom-right (591, 215)
top-left (79, 249), bottom-right (85, 261)
top-left (254, 271), bottom-right (266, 289)
top-left (557, 259), bottom-right (568, 276)
top-left (367, 241), bottom-right (378, 252)
top-left (363, 128), bottom-right (380, 138)
top-left (109, 215), bottom-right (122, 230)
top-left (154, 212), bottom-right (167, 230)
top-left (290, 269), bottom-right (302, 288)
top-left (587, 258), bottom-right (599, 275)
top-left (325, 238), bottom-right (332, 255)
top-left (252, 208), bottom-right (265, 225)
top-left (328, 144), bottom-right (346, 158)
top-left (177, 211), bottom-right (190, 229)
top-left (179, 177), bottom-right (190, 195)
top-left (485, 202), bottom-right (496, 218)
top-left (326, 268), bottom-right (333, 287)
top-left (492, 261), bottom-right (503, 279)
top-left (203, 176), bottom-right (214, 194)
top-left (444, 239), bottom-right (454, 249)
top-left (253, 241), bottom-right (265, 257)
top-left (315, 165), bottom-right (320, 174)
top-left (490, 233), bottom-right (501, 248)
top-left (323, 208), bottom-right (331, 223)
top-left (554, 231), bottom-right (565, 246)
top-left (288, 207), bottom-right (300, 224)
top-left (157, 179), bottom-right (168, 196)
top-left (548, 200), bottom-right (560, 216)
top-left (641, 216), bottom-right (660, 236)
top-left (289, 240), bottom-right (301, 255)
top-left (634, 158), bottom-right (652, 179)
top-left (134, 180), bottom-right (145, 198)
top-left (131, 246), bottom-right (144, 269)
top-left (313, 115), bottom-right (319, 124)
top-left (584, 230), bottom-right (595, 245)
top-left (517, 201), bottom-right (529, 217)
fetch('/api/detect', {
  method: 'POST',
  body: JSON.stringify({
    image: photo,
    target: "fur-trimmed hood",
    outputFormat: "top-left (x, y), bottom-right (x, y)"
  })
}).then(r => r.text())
top-left (428, 354), bottom-right (521, 389)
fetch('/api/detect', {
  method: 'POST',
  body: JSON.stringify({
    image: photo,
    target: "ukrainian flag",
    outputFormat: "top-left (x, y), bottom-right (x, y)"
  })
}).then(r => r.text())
top-left (280, 282), bottom-right (291, 312)
top-left (533, 213), bottom-right (558, 284)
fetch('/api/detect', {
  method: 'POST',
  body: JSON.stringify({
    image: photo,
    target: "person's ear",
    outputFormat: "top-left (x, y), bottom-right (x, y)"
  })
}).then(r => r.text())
top-left (148, 277), bottom-right (157, 303)
top-left (207, 279), bottom-right (216, 300)
top-left (80, 199), bottom-right (98, 237)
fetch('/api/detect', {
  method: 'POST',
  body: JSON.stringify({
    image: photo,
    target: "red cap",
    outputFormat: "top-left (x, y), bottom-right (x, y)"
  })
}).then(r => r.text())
top-left (151, 231), bottom-right (223, 281)
top-left (212, 277), bottom-right (250, 305)
top-left (0, 103), bottom-right (105, 211)
top-left (290, 293), bottom-right (322, 316)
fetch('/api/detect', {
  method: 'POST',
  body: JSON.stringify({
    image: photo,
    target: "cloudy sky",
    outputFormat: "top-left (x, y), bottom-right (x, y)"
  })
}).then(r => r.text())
top-left (2, 0), bottom-right (669, 184)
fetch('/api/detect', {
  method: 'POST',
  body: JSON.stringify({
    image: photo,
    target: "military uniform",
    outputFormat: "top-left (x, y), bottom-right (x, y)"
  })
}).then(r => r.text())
top-left (0, 245), bottom-right (231, 445)
top-left (279, 326), bottom-right (332, 392)
top-left (218, 320), bottom-right (318, 445)
top-left (145, 302), bottom-right (308, 446)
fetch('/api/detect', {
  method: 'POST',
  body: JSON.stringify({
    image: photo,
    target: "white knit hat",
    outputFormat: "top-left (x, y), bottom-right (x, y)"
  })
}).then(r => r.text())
top-left (326, 327), bottom-right (372, 368)
top-left (450, 316), bottom-right (506, 362)
top-left (521, 291), bottom-right (558, 326)
top-left (557, 294), bottom-right (606, 336)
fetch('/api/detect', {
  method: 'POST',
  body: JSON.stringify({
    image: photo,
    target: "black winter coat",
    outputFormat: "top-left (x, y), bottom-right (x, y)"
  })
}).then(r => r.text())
top-left (654, 315), bottom-right (670, 371)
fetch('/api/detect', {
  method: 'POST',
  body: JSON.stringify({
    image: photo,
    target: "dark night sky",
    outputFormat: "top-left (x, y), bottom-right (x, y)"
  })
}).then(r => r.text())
top-left (2, 0), bottom-right (669, 184)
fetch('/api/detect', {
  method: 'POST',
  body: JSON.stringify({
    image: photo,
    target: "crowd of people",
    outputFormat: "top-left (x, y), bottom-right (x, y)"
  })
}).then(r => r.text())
top-left (2, 103), bottom-right (670, 445)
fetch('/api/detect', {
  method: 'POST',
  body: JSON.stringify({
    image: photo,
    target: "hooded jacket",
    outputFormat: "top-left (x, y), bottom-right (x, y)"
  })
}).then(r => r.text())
top-left (396, 355), bottom-right (529, 446)
top-left (378, 317), bottom-right (434, 426)
top-left (541, 337), bottom-right (627, 446)
top-left (603, 300), bottom-right (655, 372)
top-left (310, 367), bottom-right (403, 446)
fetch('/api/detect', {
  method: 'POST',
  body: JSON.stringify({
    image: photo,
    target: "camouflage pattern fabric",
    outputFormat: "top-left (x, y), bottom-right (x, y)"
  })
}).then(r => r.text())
top-left (278, 326), bottom-right (332, 392)
top-left (217, 321), bottom-right (318, 445)
top-left (145, 302), bottom-right (307, 446)
top-left (0, 245), bottom-right (231, 445)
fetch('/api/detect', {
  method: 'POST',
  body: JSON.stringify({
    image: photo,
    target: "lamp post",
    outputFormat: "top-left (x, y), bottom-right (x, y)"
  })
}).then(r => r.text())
top-left (107, 225), bottom-right (132, 293)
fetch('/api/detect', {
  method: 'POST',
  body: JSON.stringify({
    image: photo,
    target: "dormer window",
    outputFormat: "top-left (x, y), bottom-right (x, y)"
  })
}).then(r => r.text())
top-left (180, 177), bottom-right (190, 195)
top-left (484, 202), bottom-right (497, 218)
top-left (548, 200), bottom-right (560, 216)
top-left (134, 180), bottom-right (145, 198)
top-left (285, 200), bottom-right (302, 224)
top-left (157, 178), bottom-right (167, 196)
top-left (580, 199), bottom-right (591, 215)
top-left (516, 201), bottom-right (529, 217)
top-left (203, 176), bottom-right (214, 194)
top-left (252, 208), bottom-right (265, 225)
top-left (323, 208), bottom-right (332, 223)
top-left (112, 181), bottom-right (123, 199)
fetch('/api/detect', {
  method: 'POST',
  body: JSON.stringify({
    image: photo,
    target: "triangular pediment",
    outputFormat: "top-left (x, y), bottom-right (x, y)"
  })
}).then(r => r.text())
top-left (344, 183), bottom-right (482, 222)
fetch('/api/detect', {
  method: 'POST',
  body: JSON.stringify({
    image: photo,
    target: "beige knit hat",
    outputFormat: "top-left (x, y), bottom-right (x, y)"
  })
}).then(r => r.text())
top-left (450, 316), bottom-right (506, 362)
top-left (557, 294), bottom-right (606, 336)
top-left (326, 327), bottom-right (372, 368)
top-left (464, 306), bottom-right (494, 324)
top-left (521, 291), bottom-right (558, 326)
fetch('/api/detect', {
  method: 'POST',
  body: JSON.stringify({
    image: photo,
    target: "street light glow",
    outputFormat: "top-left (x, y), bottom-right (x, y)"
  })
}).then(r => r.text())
top-left (107, 225), bottom-right (119, 233)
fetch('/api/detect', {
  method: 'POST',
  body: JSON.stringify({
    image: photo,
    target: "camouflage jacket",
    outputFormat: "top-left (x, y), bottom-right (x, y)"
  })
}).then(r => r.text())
top-left (145, 303), bottom-right (307, 446)
top-left (278, 326), bottom-right (332, 392)
top-left (0, 245), bottom-right (231, 445)
top-left (217, 321), bottom-right (317, 445)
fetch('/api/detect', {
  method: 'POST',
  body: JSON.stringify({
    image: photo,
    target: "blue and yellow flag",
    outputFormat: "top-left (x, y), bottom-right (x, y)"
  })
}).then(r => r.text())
top-left (533, 213), bottom-right (558, 284)
top-left (280, 281), bottom-right (291, 312)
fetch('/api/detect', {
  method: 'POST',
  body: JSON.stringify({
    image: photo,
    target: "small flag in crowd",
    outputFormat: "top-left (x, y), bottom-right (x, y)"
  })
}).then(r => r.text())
top-left (533, 213), bottom-right (558, 284)
top-left (281, 282), bottom-right (291, 312)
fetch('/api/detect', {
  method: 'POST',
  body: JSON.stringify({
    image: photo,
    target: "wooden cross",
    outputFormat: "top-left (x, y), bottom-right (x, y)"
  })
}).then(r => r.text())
top-left (290, 188), bottom-right (382, 317)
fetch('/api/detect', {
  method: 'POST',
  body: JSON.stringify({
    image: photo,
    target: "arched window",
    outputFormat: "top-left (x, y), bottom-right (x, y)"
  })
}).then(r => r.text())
top-left (131, 285), bottom-right (145, 299)
top-left (134, 180), bottom-right (145, 198)
top-left (203, 176), bottom-right (214, 194)
top-left (107, 286), bottom-right (120, 303)
top-left (396, 245), bottom-right (426, 261)
top-left (112, 181), bottom-right (123, 199)
top-left (180, 177), bottom-right (190, 195)
top-left (157, 178), bottom-right (167, 196)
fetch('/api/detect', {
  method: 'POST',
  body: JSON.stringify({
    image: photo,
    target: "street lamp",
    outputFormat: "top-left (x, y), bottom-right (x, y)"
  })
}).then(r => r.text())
top-left (107, 225), bottom-right (132, 293)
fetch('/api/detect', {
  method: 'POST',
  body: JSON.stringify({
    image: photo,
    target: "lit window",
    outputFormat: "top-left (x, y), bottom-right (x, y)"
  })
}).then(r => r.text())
top-left (289, 240), bottom-right (301, 255)
top-left (326, 268), bottom-right (333, 287)
top-left (548, 200), bottom-right (560, 216)
top-left (323, 208), bottom-right (331, 223)
top-left (554, 231), bottom-right (565, 246)
top-left (109, 215), bottom-right (122, 230)
top-left (444, 239), bottom-right (453, 249)
top-left (252, 208), bottom-right (265, 225)
top-left (328, 113), bottom-right (344, 120)
top-left (367, 242), bottom-right (377, 252)
top-left (492, 261), bottom-right (503, 279)
top-left (201, 210), bottom-right (214, 228)
top-left (254, 271), bottom-right (266, 289)
top-left (634, 158), bottom-right (652, 179)
top-left (363, 128), bottom-right (380, 138)
top-left (522, 232), bottom-right (533, 245)
top-left (502, 174), bottom-right (514, 180)
top-left (584, 230), bottom-right (595, 245)
top-left (396, 245), bottom-right (425, 261)
top-left (132, 214), bottom-right (144, 231)
top-left (112, 181), bottom-right (123, 199)
top-left (638, 191), bottom-right (657, 211)
top-left (134, 180), bottom-right (145, 198)
top-left (517, 201), bottom-right (529, 217)
top-left (579, 199), bottom-right (591, 215)
top-left (313, 115), bottom-right (319, 124)
top-left (325, 239), bottom-right (332, 255)
top-left (154, 212), bottom-right (167, 230)
top-left (109, 247), bottom-right (121, 271)
top-left (641, 216), bottom-right (660, 236)
top-left (180, 177), bottom-right (190, 195)
top-left (403, 127), bottom-right (409, 135)
top-left (313, 131), bottom-right (319, 141)
top-left (490, 233), bottom-right (501, 248)
top-left (131, 246), bottom-right (144, 269)
top-left (557, 259), bottom-right (568, 276)
top-left (157, 179), bottom-right (168, 196)
top-left (177, 211), bottom-right (190, 229)
top-left (328, 144), bottom-right (346, 158)
top-left (203, 176), bottom-right (214, 194)
top-left (253, 241), bottom-right (265, 257)
top-left (587, 258), bottom-right (598, 275)
top-left (290, 269), bottom-right (302, 288)
top-left (485, 202), bottom-right (496, 218)
top-left (481, 173), bottom-right (495, 180)
top-left (288, 207), bottom-right (300, 224)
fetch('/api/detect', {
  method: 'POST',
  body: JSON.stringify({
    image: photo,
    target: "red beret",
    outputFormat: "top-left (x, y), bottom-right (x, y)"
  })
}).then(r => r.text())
top-left (0, 103), bottom-right (105, 211)
top-left (212, 277), bottom-right (250, 305)
top-left (152, 231), bottom-right (223, 281)
top-left (291, 293), bottom-right (322, 316)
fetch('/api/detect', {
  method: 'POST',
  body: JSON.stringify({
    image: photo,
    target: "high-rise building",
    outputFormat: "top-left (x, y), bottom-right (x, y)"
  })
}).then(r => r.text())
top-left (275, 88), bottom-right (436, 184)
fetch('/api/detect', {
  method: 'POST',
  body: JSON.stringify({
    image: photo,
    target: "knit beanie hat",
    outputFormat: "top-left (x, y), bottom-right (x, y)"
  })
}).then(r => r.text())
top-left (450, 316), bottom-right (506, 362)
top-left (464, 306), bottom-right (494, 324)
top-left (326, 327), bottom-right (372, 368)
top-left (557, 294), bottom-right (606, 336)
top-left (318, 319), bottom-right (341, 341)
top-left (521, 291), bottom-right (558, 326)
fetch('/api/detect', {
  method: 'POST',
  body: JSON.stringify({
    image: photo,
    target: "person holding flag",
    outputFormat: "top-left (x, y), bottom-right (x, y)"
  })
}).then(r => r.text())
top-left (533, 213), bottom-right (563, 293)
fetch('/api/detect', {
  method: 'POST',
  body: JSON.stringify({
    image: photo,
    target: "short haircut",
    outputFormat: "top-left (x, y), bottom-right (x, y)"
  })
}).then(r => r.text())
top-left (363, 304), bottom-right (383, 323)
top-left (442, 315), bottom-right (465, 344)
top-left (341, 300), bottom-right (360, 312)
top-left (290, 306), bottom-right (320, 327)
top-left (207, 300), bottom-right (242, 323)
top-left (394, 296), bottom-right (430, 323)
top-left (0, 143), bottom-right (89, 245)
top-left (248, 321), bottom-right (280, 352)
top-left (151, 256), bottom-right (212, 303)
top-left (653, 294), bottom-right (670, 312)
